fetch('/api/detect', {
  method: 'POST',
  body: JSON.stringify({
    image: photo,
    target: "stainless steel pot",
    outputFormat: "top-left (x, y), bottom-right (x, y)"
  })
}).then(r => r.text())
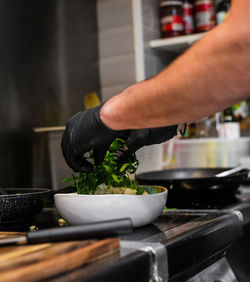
top-left (33, 127), bottom-right (73, 190)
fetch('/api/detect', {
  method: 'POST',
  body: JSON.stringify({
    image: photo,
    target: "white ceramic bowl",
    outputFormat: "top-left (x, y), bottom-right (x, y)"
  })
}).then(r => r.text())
top-left (54, 186), bottom-right (167, 227)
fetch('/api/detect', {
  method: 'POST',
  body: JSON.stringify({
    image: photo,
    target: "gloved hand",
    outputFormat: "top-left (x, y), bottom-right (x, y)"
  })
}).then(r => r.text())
top-left (61, 105), bottom-right (178, 173)
top-left (61, 105), bottom-right (127, 173)
top-left (114, 126), bottom-right (178, 163)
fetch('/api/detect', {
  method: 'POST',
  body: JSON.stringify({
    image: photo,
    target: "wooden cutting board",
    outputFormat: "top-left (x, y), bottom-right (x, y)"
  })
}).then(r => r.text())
top-left (0, 232), bottom-right (119, 282)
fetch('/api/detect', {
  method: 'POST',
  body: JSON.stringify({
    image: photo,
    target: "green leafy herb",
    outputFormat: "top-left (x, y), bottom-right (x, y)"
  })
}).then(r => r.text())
top-left (63, 138), bottom-right (139, 194)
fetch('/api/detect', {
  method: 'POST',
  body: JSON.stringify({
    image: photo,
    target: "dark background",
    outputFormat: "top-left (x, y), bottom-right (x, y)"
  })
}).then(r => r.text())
top-left (0, 0), bottom-right (100, 187)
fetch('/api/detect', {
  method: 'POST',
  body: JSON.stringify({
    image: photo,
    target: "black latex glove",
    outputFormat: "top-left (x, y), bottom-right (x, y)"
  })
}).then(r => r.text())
top-left (115, 126), bottom-right (178, 163)
top-left (61, 105), bottom-right (127, 173)
top-left (61, 105), bottom-right (178, 173)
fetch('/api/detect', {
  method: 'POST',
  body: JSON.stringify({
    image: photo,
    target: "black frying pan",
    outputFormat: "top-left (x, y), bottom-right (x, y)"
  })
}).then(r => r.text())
top-left (136, 168), bottom-right (249, 195)
top-left (0, 188), bottom-right (51, 224)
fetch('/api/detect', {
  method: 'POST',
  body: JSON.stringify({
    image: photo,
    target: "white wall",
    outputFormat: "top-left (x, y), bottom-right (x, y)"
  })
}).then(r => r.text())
top-left (97, 0), bottom-right (136, 101)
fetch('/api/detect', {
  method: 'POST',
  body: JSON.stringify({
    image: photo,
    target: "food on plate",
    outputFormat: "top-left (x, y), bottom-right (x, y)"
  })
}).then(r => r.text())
top-left (63, 138), bottom-right (149, 195)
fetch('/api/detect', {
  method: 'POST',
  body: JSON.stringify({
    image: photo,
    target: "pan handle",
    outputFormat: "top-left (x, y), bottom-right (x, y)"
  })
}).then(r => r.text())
top-left (215, 165), bottom-right (249, 178)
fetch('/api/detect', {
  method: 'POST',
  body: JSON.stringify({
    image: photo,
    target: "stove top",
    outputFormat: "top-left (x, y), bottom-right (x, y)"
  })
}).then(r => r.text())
top-left (166, 186), bottom-right (250, 210)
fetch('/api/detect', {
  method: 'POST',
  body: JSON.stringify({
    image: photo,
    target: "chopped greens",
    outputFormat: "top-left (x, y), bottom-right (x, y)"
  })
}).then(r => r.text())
top-left (63, 138), bottom-right (140, 195)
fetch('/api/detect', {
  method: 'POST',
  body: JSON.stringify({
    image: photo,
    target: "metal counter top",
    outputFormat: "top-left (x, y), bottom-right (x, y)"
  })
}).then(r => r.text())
top-left (2, 189), bottom-right (250, 282)
top-left (35, 208), bottom-right (242, 282)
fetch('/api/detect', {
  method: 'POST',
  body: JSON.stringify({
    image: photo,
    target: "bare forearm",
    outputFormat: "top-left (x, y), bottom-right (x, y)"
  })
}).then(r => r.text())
top-left (101, 1), bottom-right (250, 130)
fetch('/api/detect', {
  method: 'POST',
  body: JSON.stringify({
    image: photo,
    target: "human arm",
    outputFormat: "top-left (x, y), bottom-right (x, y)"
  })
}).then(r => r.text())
top-left (61, 106), bottom-right (177, 172)
top-left (100, 0), bottom-right (250, 130)
top-left (61, 0), bottom-right (250, 172)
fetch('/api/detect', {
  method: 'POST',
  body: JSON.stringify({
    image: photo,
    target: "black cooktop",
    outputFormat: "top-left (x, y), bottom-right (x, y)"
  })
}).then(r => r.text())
top-left (166, 185), bottom-right (250, 209)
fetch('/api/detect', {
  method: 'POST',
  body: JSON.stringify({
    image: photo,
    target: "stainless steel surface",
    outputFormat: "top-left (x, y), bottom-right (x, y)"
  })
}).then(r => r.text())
top-left (34, 129), bottom-right (73, 190)
top-left (0, 0), bottom-right (100, 188)
top-left (186, 257), bottom-right (238, 282)
top-left (120, 241), bottom-right (168, 282)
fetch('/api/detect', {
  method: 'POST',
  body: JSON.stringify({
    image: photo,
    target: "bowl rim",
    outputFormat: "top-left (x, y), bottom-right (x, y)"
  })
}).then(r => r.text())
top-left (0, 188), bottom-right (51, 198)
top-left (54, 185), bottom-right (167, 198)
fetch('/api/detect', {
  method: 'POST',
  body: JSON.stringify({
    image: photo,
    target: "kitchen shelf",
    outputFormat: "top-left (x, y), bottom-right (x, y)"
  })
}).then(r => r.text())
top-left (149, 32), bottom-right (207, 52)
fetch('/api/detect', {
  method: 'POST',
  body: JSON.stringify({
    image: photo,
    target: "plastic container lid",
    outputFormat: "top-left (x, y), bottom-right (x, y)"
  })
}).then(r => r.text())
top-left (195, 0), bottom-right (212, 4)
top-left (160, 1), bottom-right (183, 7)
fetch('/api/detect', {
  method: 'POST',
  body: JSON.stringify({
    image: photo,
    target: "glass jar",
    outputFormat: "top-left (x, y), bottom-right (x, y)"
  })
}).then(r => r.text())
top-left (183, 0), bottom-right (195, 35)
top-left (160, 0), bottom-right (184, 38)
top-left (216, 0), bottom-right (231, 24)
top-left (194, 0), bottom-right (216, 32)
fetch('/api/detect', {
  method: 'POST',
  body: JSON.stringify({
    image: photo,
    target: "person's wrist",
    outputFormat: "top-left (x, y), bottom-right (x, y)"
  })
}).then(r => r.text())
top-left (97, 103), bottom-right (130, 142)
top-left (100, 96), bottom-right (124, 130)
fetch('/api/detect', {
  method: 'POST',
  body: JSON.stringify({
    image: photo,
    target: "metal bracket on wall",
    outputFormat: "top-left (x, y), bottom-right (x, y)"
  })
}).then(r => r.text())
top-left (120, 240), bottom-right (168, 282)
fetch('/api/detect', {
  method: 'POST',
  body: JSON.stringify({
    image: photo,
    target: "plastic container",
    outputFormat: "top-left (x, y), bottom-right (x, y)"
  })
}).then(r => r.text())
top-left (136, 144), bottom-right (165, 174)
top-left (173, 137), bottom-right (250, 168)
